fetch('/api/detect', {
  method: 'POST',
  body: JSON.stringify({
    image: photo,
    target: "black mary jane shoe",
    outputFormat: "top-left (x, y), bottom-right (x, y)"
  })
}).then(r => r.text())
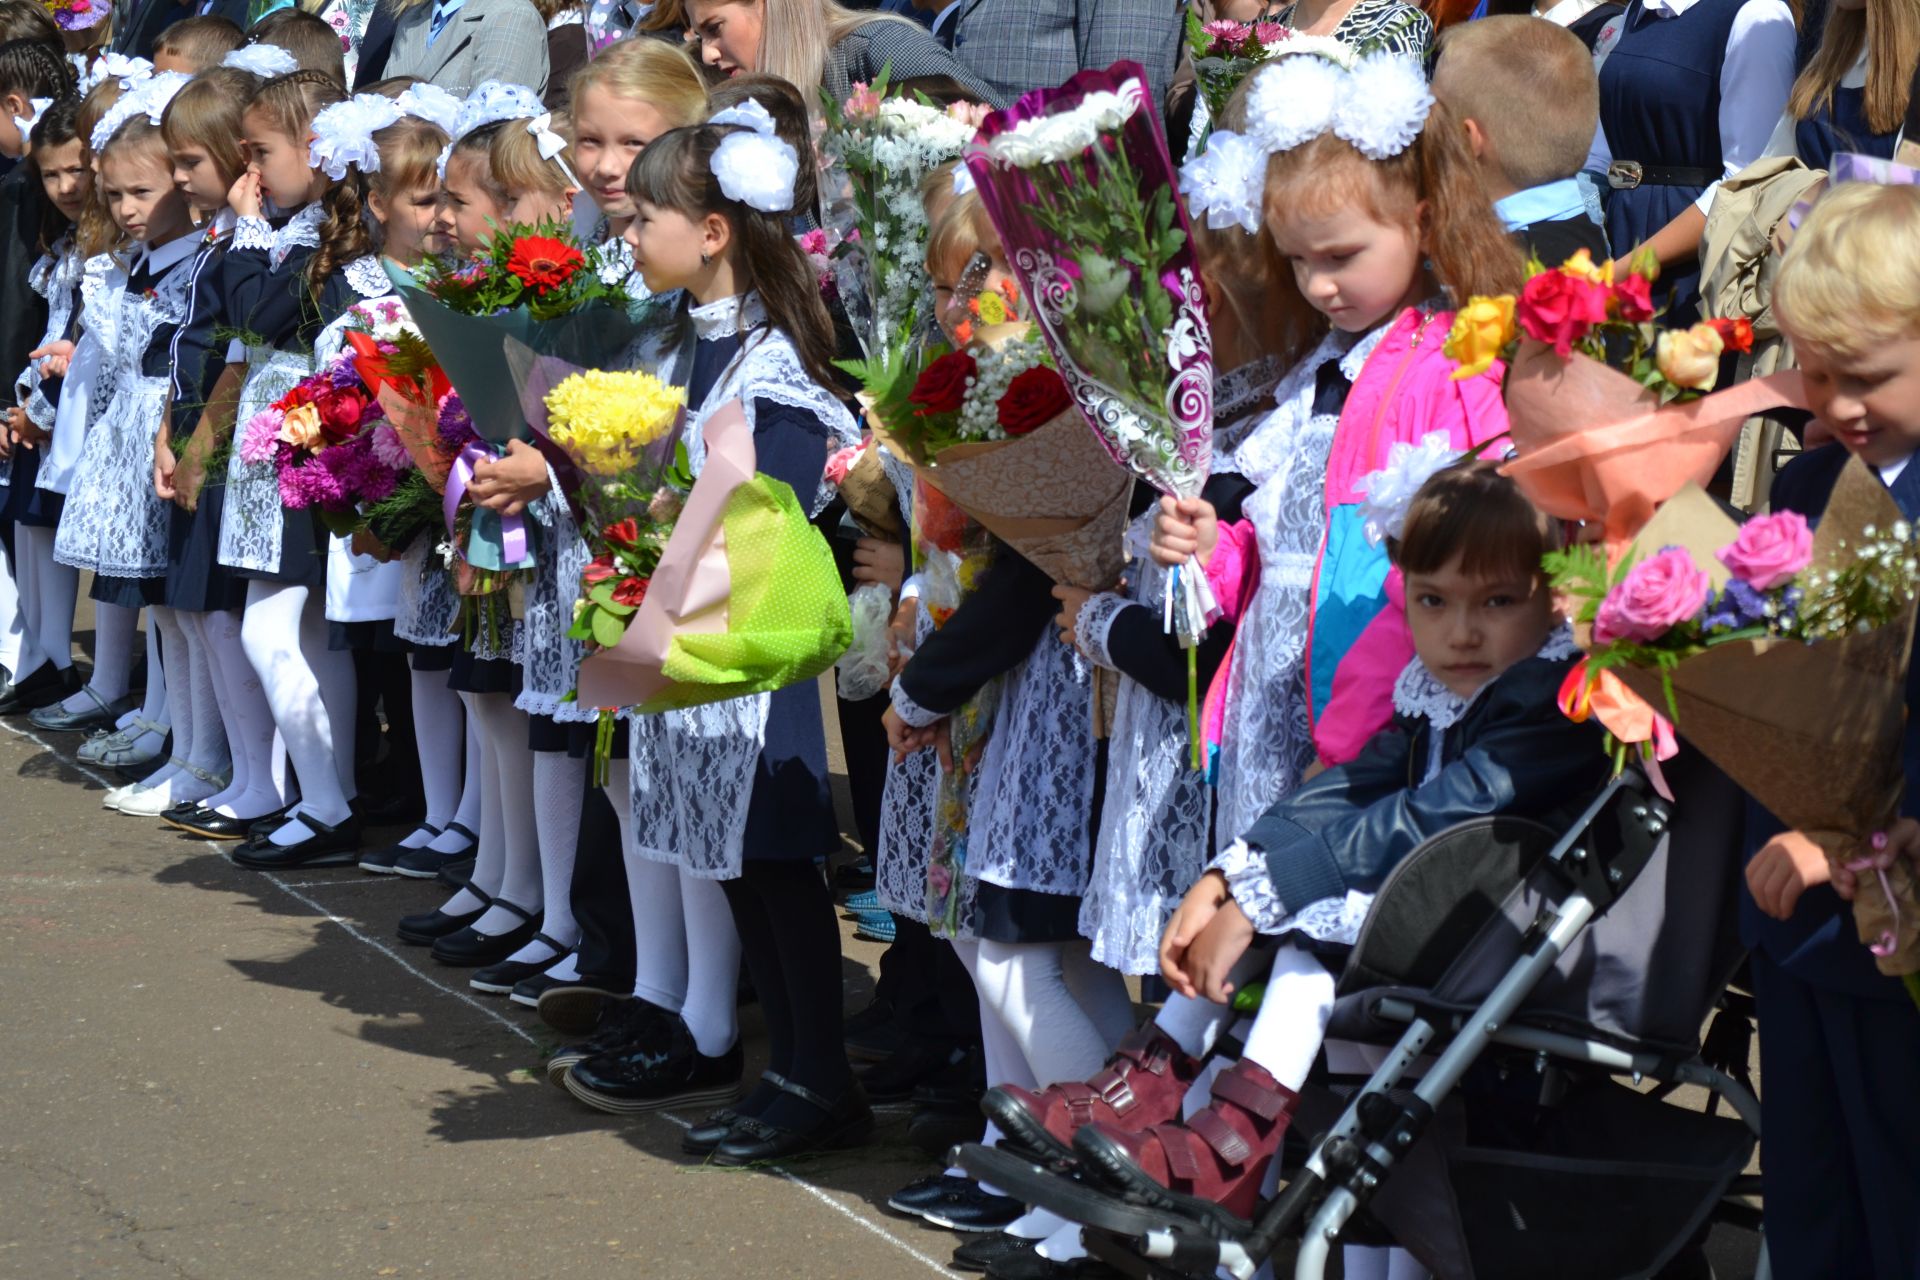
top-left (390, 822), bottom-right (478, 880)
top-left (358, 823), bottom-right (440, 874)
top-left (397, 885), bottom-right (492, 946)
top-left (708, 1074), bottom-right (874, 1167)
top-left (681, 1105), bottom-right (746, 1156)
top-left (0, 662), bottom-right (81, 716)
top-left (168, 807), bottom-right (269, 841)
top-left (429, 900), bottom-right (540, 967)
top-left (469, 936), bottom-right (573, 994)
top-left (241, 807), bottom-right (295, 843)
top-left (231, 813), bottom-right (362, 870)
top-left (563, 1018), bottom-right (745, 1115)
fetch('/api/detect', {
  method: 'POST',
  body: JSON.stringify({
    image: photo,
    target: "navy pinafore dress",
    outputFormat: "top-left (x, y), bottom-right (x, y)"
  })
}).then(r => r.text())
top-left (1795, 79), bottom-right (1900, 169)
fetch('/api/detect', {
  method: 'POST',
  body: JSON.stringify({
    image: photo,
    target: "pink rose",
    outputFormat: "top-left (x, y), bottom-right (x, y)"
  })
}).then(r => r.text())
top-left (1593, 546), bottom-right (1711, 645)
top-left (824, 444), bottom-right (861, 486)
top-left (845, 82), bottom-right (881, 121)
top-left (1717, 510), bottom-right (1812, 590)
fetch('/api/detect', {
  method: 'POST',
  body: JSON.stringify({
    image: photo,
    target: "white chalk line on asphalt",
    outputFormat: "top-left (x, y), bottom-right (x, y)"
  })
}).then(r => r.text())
top-left (3, 717), bottom-right (954, 1278)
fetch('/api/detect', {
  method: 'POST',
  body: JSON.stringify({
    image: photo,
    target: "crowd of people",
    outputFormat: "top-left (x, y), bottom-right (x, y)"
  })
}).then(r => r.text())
top-left (0, 0), bottom-right (1917, 1274)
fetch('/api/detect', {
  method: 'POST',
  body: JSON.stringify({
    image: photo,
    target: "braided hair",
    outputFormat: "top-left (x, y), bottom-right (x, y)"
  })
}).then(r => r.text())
top-left (0, 35), bottom-right (77, 105)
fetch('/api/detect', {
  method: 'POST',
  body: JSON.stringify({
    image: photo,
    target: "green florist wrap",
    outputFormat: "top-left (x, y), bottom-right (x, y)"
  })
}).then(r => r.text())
top-left (573, 400), bottom-right (853, 714)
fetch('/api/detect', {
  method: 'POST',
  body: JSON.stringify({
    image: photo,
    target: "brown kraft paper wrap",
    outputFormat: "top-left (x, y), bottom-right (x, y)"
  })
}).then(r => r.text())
top-left (1610, 460), bottom-right (1920, 976)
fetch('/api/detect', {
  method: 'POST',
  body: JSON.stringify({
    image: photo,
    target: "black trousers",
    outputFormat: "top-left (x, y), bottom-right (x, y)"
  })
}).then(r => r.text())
top-left (569, 772), bottom-right (635, 990)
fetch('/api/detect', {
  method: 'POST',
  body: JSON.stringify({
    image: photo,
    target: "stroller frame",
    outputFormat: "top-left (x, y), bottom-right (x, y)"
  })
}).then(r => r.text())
top-left (958, 771), bottom-right (1767, 1280)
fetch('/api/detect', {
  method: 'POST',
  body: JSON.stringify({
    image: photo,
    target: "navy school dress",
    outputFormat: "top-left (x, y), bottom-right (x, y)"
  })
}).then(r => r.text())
top-left (1747, 443), bottom-right (1920, 1279)
top-left (1598, 0), bottom-right (1747, 326)
top-left (163, 227), bottom-right (250, 615)
top-left (0, 169), bottom-right (54, 537)
top-left (1793, 74), bottom-right (1900, 170)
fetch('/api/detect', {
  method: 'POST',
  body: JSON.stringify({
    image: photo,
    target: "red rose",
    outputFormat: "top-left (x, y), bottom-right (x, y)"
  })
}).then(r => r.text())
top-left (275, 381), bottom-right (315, 411)
top-left (603, 517), bottom-right (640, 548)
top-left (1516, 270), bottom-right (1612, 355)
top-left (582, 553), bottom-right (616, 584)
top-left (314, 386), bottom-right (370, 443)
top-left (996, 366), bottom-right (1073, 436)
top-left (1705, 317), bottom-right (1754, 355)
top-left (908, 351), bottom-right (978, 418)
top-left (506, 236), bottom-right (585, 293)
top-left (1611, 273), bottom-right (1655, 323)
top-left (612, 576), bottom-right (649, 608)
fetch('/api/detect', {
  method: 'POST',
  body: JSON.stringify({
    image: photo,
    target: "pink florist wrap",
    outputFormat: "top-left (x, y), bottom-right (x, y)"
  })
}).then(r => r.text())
top-left (574, 402), bottom-right (754, 712)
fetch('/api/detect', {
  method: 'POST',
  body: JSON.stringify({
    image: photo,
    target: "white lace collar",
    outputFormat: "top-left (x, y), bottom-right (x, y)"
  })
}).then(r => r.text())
top-left (343, 254), bottom-right (390, 298)
top-left (1217, 324), bottom-right (1385, 486)
top-left (689, 291), bottom-right (767, 341)
top-left (1392, 621), bottom-right (1579, 733)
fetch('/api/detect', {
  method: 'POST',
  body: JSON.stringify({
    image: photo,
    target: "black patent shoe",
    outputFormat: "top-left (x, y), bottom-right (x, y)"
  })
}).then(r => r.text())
top-left (231, 813), bottom-right (362, 869)
top-left (708, 1074), bottom-right (873, 1166)
top-left (391, 822), bottom-right (478, 879)
top-left (429, 901), bottom-right (539, 967)
top-left (0, 662), bottom-right (80, 716)
top-left (168, 807), bottom-right (269, 840)
top-left (396, 891), bottom-right (489, 946)
top-left (359, 823), bottom-right (440, 874)
top-left (544, 998), bottom-right (669, 1086)
top-left (681, 1105), bottom-right (746, 1156)
top-left (470, 936), bottom-right (573, 994)
top-left (564, 1018), bottom-right (745, 1115)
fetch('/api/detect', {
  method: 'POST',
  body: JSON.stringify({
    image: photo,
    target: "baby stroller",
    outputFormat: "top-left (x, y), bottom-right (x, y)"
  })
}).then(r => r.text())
top-left (956, 759), bottom-right (1763, 1279)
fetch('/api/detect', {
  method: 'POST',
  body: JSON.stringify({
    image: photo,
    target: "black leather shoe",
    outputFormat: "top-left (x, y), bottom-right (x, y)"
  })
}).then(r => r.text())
top-left (167, 808), bottom-right (268, 840)
top-left (359, 824), bottom-right (439, 874)
top-left (536, 980), bottom-right (634, 1036)
top-left (953, 1234), bottom-right (1040, 1274)
top-left (859, 1039), bottom-right (970, 1103)
top-left (470, 936), bottom-right (572, 994)
top-left (429, 901), bottom-right (539, 967)
top-left (509, 972), bottom-right (569, 1009)
top-left (0, 663), bottom-right (80, 716)
top-left (28, 686), bottom-right (135, 732)
top-left (397, 903), bottom-right (486, 946)
top-left (231, 813), bottom-right (362, 869)
top-left (886, 1175), bottom-right (1023, 1232)
top-left (243, 808), bottom-right (295, 841)
top-left (544, 998), bottom-right (667, 1085)
top-left (681, 1106), bottom-right (745, 1156)
top-left (708, 1075), bottom-right (873, 1166)
top-left (564, 1018), bottom-right (745, 1115)
top-left (391, 822), bottom-right (477, 879)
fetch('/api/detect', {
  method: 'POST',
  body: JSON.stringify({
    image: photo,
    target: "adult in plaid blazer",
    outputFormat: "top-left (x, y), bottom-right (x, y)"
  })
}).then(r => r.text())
top-left (949, 0), bottom-right (1185, 109)
top-left (384, 0), bottom-right (550, 96)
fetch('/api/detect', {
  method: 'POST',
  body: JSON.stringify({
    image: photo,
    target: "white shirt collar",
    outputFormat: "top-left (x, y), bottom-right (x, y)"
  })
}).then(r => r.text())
top-left (135, 232), bottom-right (200, 277)
top-left (1881, 453), bottom-right (1914, 488)
top-left (1642, 0), bottom-right (1702, 16)
top-left (1534, 0), bottom-right (1606, 24)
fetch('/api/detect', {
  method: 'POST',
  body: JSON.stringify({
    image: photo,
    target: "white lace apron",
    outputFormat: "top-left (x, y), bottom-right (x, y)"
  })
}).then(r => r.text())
top-left (395, 538), bottom-right (460, 645)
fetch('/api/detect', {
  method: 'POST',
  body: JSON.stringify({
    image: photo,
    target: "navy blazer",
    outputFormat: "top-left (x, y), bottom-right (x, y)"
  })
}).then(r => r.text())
top-left (1745, 442), bottom-right (1920, 999)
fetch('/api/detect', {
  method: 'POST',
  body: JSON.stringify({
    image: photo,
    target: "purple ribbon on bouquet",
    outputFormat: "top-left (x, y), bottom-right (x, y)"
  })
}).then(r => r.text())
top-left (444, 441), bottom-right (529, 568)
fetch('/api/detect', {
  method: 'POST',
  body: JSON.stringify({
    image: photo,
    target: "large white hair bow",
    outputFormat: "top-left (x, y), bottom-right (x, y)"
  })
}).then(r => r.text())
top-left (395, 82), bottom-right (462, 137)
top-left (81, 52), bottom-right (151, 95)
top-left (707, 98), bottom-right (798, 214)
top-left (526, 111), bottom-right (581, 187)
top-left (436, 80), bottom-right (544, 178)
top-left (221, 44), bottom-right (300, 78)
top-left (89, 70), bottom-right (190, 153)
top-left (1181, 50), bottom-right (1434, 236)
top-left (310, 93), bottom-right (406, 180)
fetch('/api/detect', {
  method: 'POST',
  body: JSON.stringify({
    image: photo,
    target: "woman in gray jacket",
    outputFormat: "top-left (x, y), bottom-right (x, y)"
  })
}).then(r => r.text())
top-left (383, 0), bottom-right (551, 97)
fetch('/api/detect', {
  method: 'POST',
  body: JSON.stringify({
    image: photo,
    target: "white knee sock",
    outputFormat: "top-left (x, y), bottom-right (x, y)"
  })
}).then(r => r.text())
top-left (951, 937), bottom-right (1033, 1195)
top-left (425, 699), bottom-right (482, 854)
top-left (242, 583), bottom-right (352, 842)
top-left (1238, 945), bottom-right (1337, 1092)
top-left (409, 661), bottom-right (464, 842)
top-left (471, 695), bottom-right (538, 935)
top-left (507, 751), bottom-right (585, 963)
top-left (619, 763), bottom-right (689, 1013)
top-left (19, 524), bottom-right (76, 675)
top-left (201, 607), bottom-right (283, 818)
top-left (974, 939), bottom-right (1120, 1088)
top-left (64, 598), bottom-right (138, 710)
top-left (438, 693), bottom-right (510, 915)
top-left (295, 604), bottom-right (356, 801)
top-left (678, 870), bottom-right (740, 1057)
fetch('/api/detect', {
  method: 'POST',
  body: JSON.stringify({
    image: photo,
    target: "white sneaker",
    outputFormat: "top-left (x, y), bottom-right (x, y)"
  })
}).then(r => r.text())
top-left (117, 785), bottom-right (184, 818)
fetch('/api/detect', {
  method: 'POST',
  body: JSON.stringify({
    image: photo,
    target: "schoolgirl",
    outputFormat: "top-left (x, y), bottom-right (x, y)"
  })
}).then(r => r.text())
top-left (215, 71), bottom-right (396, 868)
top-left (1769, 0), bottom-right (1917, 168)
top-left (488, 105), bottom-right (580, 227)
top-left (1, 77), bottom-right (86, 719)
top-left (149, 66), bottom-right (282, 839)
top-left (430, 82), bottom-right (547, 259)
top-left (564, 38), bottom-right (707, 260)
top-left (557, 113), bottom-right (864, 1159)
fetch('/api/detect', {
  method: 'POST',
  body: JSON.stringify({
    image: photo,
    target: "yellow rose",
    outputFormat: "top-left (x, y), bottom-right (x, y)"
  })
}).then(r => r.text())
top-left (1445, 294), bottom-right (1516, 381)
top-left (1654, 323), bottom-right (1725, 392)
top-left (1559, 248), bottom-right (1614, 286)
top-left (278, 403), bottom-right (325, 451)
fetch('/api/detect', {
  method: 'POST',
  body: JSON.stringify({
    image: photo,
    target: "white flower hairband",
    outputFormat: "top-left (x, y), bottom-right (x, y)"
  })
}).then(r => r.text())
top-left (436, 80), bottom-right (544, 178)
top-left (1181, 50), bottom-right (1434, 235)
top-left (88, 70), bottom-right (189, 153)
top-left (310, 93), bottom-right (405, 180)
top-left (526, 111), bottom-right (582, 188)
top-left (12, 97), bottom-right (52, 147)
top-left (80, 52), bottom-right (150, 95)
top-left (708, 98), bottom-right (798, 214)
top-left (395, 82), bottom-right (462, 137)
top-left (1357, 431), bottom-right (1462, 546)
top-left (221, 44), bottom-right (299, 78)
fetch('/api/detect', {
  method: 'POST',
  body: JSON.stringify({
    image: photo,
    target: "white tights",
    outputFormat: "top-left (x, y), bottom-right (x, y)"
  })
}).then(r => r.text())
top-left (241, 582), bottom-right (355, 841)
top-left (506, 750), bottom-right (585, 963)
top-left (197, 607), bottom-right (284, 818)
top-left (406, 659), bottom-right (465, 844)
top-left (422, 702), bottom-right (483, 854)
top-left (12, 523), bottom-right (74, 680)
top-left (971, 938), bottom-right (1137, 1089)
top-left (59, 597), bottom-right (138, 712)
top-left (130, 608), bottom-right (226, 805)
top-left (437, 692), bottom-right (538, 935)
top-left (0, 533), bottom-right (33, 677)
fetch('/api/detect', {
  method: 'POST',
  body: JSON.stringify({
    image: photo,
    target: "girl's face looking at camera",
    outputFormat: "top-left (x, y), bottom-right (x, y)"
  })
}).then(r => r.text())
top-left (1405, 555), bottom-right (1557, 700)
top-left (572, 85), bottom-right (672, 221)
top-left (102, 147), bottom-right (193, 245)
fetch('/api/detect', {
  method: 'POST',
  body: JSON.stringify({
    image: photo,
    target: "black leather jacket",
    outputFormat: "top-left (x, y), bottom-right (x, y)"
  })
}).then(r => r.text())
top-left (1246, 653), bottom-right (1609, 915)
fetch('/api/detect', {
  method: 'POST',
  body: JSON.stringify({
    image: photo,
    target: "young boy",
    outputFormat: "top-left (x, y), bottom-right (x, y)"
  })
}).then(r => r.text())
top-left (1750, 180), bottom-right (1920, 1280)
top-left (1431, 15), bottom-right (1609, 267)
top-left (151, 15), bottom-right (244, 75)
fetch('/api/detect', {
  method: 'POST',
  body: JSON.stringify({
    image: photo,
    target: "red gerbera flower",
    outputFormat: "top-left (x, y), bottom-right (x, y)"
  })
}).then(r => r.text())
top-left (612, 576), bottom-right (649, 608)
top-left (506, 236), bottom-right (584, 293)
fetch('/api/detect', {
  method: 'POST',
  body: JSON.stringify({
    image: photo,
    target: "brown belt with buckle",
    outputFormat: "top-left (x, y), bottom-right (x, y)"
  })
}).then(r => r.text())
top-left (1607, 161), bottom-right (1721, 190)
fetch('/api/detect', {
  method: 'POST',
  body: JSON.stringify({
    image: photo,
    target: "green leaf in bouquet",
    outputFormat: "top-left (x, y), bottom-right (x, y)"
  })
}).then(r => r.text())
top-left (590, 606), bottom-right (627, 649)
top-left (566, 613), bottom-right (594, 642)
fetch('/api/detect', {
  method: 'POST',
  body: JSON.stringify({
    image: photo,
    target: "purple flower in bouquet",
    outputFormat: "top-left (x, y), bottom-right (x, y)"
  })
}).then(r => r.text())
top-left (239, 408), bottom-right (282, 465)
top-left (1717, 510), bottom-right (1813, 590)
top-left (370, 423), bottom-right (412, 471)
top-left (438, 392), bottom-right (480, 450)
top-left (1593, 546), bottom-right (1712, 645)
top-left (1701, 578), bottom-right (1770, 632)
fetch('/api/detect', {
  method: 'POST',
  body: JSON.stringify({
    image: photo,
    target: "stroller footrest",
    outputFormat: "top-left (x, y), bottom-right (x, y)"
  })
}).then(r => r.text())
top-left (950, 1144), bottom-right (1195, 1239)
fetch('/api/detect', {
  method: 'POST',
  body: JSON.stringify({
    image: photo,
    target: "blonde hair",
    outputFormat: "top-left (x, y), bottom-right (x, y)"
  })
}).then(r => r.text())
top-left (1775, 183), bottom-right (1920, 360)
top-left (925, 186), bottom-right (990, 285)
top-left (371, 113), bottom-right (448, 199)
top-left (73, 75), bottom-right (121, 255)
top-left (1789, 0), bottom-right (1919, 137)
top-left (490, 110), bottom-right (574, 198)
top-left (154, 14), bottom-right (245, 71)
top-left (161, 66), bottom-right (260, 192)
top-left (569, 36), bottom-right (709, 128)
top-left (1433, 16), bottom-right (1597, 192)
top-left (717, 0), bottom-right (920, 109)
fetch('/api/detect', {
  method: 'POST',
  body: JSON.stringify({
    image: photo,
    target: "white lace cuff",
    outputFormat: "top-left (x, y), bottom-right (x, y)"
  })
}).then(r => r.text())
top-left (25, 387), bottom-right (55, 430)
top-left (890, 679), bottom-right (943, 729)
top-left (233, 216), bottom-right (274, 252)
top-left (1211, 838), bottom-right (1288, 933)
top-left (1073, 591), bottom-right (1132, 671)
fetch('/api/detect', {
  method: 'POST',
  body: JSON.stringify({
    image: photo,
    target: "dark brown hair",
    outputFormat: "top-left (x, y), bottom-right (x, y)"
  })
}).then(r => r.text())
top-left (0, 0), bottom-right (60, 51)
top-left (625, 122), bottom-right (843, 398)
top-left (162, 66), bottom-right (261, 193)
top-left (155, 14), bottom-right (245, 70)
top-left (247, 71), bottom-right (369, 289)
top-left (705, 73), bottom-right (817, 220)
top-left (0, 34), bottom-right (74, 101)
top-left (28, 93), bottom-right (80, 252)
top-left (246, 9), bottom-right (347, 85)
top-left (1392, 461), bottom-right (1559, 583)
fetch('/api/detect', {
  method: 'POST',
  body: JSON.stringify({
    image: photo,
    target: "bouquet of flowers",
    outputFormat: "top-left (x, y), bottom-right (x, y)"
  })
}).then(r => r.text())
top-left (44, 0), bottom-right (108, 29)
top-left (820, 72), bottom-right (983, 356)
top-left (1551, 462), bottom-right (1920, 997)
top-left (238, 349), bottom-right (405, 534)
top-left (866, 323), bottom-right (1132, 591)
top-left (1186, 15), bottom-right (1300, 131)
top-left (1449, 249), bottom-right (1807, 546)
